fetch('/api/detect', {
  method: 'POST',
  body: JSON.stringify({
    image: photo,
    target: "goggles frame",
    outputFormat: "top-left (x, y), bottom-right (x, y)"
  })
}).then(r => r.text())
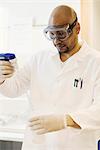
top-left (44, 17), bottom-right (77, 40)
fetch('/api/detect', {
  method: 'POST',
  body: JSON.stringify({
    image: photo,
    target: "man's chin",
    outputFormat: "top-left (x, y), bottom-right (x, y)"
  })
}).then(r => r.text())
top-left (57, 47), bottom-right (69, 54)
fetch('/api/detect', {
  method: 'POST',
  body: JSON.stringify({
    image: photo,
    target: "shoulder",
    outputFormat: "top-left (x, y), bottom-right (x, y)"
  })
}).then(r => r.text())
top-left (82, 41), bottom-right (100, 63)
top-left (90, 48), bottom-right (100, 59)
top-left (87, 46), bottom-right (100, 77)
top-left (79, 41), bottom-right (100, 75)
top-left (89, 48), bottom-right (100, 65)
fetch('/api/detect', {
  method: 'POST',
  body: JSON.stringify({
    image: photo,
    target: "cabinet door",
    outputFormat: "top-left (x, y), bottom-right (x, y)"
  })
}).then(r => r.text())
top-left (0, 141), bottom-right (22, 150)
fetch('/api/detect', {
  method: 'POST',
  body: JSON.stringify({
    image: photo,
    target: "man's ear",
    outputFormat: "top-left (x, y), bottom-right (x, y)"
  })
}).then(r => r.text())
top-left (76, 22), bottom-right (80, 34)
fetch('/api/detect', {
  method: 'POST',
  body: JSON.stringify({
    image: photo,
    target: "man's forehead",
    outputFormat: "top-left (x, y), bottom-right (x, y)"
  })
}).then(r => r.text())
top-left (49, 16), bottom-right (71, 26)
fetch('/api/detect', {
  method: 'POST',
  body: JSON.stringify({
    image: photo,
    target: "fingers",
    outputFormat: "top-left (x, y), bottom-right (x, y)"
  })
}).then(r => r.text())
top-left (1, 74), bottom-right (13, 78)
top-left (0, 65), bottom-right (14, 70)
top-left (0, 69), bottom-right (14, 75)
top-left (0, 60), bottom-right (11, 66)
top-left (29, 116), bottom-right (47, 135)
top-left (31, 124), bottom-right (43, 130)
top-left (30, 123), bottom-right (47, 135)
top-left (35, 129), bottom-right (48, 135)
top-left (29, 120), bottom-right (41, 127)
top-left (0, 61), bottom-right (14, 76)
top-left (29, 117), bottom-right (40, 122)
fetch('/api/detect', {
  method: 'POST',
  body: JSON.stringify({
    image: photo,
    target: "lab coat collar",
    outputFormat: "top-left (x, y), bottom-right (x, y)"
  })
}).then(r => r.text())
top-left (50, 40), bottom-right (90, 63)
top-left (50, 41), bottom-right (90, 73)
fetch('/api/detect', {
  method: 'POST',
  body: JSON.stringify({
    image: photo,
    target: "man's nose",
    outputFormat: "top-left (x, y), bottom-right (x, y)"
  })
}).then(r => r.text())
top-left (53, 37), bottom-right (62, 45)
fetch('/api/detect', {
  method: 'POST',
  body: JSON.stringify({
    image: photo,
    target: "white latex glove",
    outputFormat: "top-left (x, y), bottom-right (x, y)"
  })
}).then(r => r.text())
top-left (0, 60), bottom-right (14, 84)
top-left (29, 114), bottom-right (66, 135)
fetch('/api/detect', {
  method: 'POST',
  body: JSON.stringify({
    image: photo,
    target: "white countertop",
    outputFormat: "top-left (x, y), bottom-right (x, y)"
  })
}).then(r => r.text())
top-left (0, 95), bottom-right (29, 142)
top-left (0, 123), bottom-right (26, 142)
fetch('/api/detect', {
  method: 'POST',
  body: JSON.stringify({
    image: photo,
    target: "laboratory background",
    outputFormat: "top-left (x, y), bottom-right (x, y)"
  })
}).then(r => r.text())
top-left (0, 0), bottom-right (100, 150)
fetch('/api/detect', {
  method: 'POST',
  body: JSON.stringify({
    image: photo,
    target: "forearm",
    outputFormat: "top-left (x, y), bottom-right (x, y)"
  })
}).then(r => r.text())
top-left (0, 78), bottom-right (20, 97)
top-left (0, 71), bottom-right (30, 97)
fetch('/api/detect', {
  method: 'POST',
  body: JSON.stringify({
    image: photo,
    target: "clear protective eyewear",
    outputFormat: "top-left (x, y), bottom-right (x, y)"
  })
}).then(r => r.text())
top-left (44, 17), bottom-right (77, 41)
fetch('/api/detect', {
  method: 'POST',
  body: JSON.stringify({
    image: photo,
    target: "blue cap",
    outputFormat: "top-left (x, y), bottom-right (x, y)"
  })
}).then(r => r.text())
top-left (0, 53), bottom-right (16, 60)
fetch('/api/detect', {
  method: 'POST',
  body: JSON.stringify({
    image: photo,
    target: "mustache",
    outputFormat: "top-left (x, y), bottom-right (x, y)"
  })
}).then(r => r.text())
top-left (55, 44), bottom-right (69, 53)
top-left (59, 47), bottom-right (70, 54)
top-left (55, 44), bottom-right (65, 48)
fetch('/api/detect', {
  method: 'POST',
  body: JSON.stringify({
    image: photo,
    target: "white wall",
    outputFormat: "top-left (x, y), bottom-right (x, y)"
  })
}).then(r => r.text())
top-left (92, 0), bottom-right (100, 51)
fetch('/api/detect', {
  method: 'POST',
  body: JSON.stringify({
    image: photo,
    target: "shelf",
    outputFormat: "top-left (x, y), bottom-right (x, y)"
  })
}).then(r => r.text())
top-left (0, 131), bottom-right (24, 142)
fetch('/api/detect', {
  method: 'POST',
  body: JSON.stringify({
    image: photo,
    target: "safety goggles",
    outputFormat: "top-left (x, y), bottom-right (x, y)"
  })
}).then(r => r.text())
top-left (44, 17), bottom-right (77, 41)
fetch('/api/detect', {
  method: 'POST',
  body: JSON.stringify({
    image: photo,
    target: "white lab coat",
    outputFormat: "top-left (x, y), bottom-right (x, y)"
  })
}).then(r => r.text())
top-left (0, 41), bottom-right (100, 150)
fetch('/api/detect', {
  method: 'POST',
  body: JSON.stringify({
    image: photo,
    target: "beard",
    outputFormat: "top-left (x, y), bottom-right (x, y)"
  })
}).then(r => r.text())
top-left (56, 41), bottom-right (77, 55)
top-left (56, 45), bottom-right (70, 54)
top-left (54, 37), bottom-right (78, 55)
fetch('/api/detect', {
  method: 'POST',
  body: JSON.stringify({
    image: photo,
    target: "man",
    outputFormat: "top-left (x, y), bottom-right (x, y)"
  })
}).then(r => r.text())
top-left (0, 5), bottom-right (100, 150)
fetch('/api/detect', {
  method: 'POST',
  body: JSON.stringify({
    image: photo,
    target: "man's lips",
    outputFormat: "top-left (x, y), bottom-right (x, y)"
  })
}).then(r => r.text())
top-left (56, 45), bottom-right (66, 51)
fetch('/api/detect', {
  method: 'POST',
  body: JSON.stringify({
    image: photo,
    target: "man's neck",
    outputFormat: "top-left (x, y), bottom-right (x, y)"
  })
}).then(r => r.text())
top-left (60, 43), bottom-right (82, 62)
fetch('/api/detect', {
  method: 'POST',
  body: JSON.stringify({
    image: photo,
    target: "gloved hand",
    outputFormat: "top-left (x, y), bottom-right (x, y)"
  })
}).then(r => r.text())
top-left (0, 61), bottom-right (14, 84)
top-left (29, 114), bottom-right (66, 135)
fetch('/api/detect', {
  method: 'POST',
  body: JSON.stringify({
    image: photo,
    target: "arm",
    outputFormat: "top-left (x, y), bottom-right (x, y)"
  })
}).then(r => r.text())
top-left (0, 56), bottom-right (35, 97)
top-left (0, 64), bottom-right (30, 97)
top-left (29, 114), bottom-right (81, 135)
top-left (0, 60), bottom-right (14, 85)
